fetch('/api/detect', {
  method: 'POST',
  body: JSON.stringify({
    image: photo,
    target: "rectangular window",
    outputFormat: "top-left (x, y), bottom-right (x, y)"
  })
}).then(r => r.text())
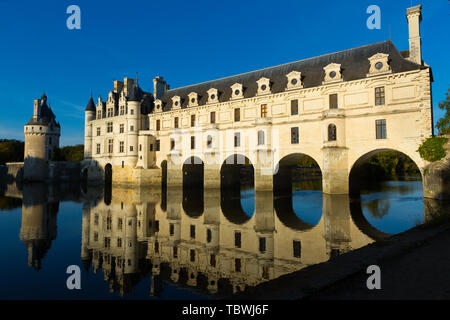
top-left (150, 144), bottom-right (153, 151)
top-left (174, 117), bottom-right (179, 128)
top-left (130, 109), bottom-right (134, 115)
top-left (107, 122), bottom-right (113, 133)
top-left (155, 140), bottom-right (160, 151)
top-left (210, 111), bottom-right (216, 124)
top-left (206, 229), bottom-right (212, 243)
top-left (119, 141), bottom-right (124, 153)
top-left (234, 231), bottom-right (241, 248)
top-left (293, 240), bottom-right (301, 258)
top-left (190, 249), bottom-right (195, 262)
top-left (234, 132), bottom-right (240, 147)
top-left (376, 119), bottom-right (387, 139)
top-left (169, 223), bottom-right (174, 236)
top-left (259, 237), bottom-right (266, 253)
top-left (235, 258), bottom-right (241, 272)
top-left (191, 136), bottom-right (195, 149)
top-left (261, 104), bottom-right (267, 118)
top-left (291, 127), bottom-right (299, 144)
top-left (156, 119), bottom-right (160, 131)
top-left (329, 94), bottom-right (338, 109)
top-left (207, 135), bottom-right (212, 148)
top-left (96, 144), bottom-right (101, 154)
top-left (154, 241), bottom-right (159, 253)
top-left (258, 130), bottom-right (265, 145)
top-left (155, 220), bottom-right (159, 232)
top-left (191, 114), bottom-right (196, 127)
top-left (120, 105), bottom-right (125, 115)
top-left (117, 238), bottom-right (122, 248)
top-left (130, 145), bottom-right (133, 152)
top-left (190, 225), bottom-right (195, 239)
top-left (210, 254), bottom-right (216, 267)
top-left (108, 139), bottom-right (113, 153)
top-left (119, 124), bottom-right (124, 133)
top-left (118, 218), bottom-right (123, 230)
top-left (130, 125), bottom-right (134, 132)
top-left (375, 87), bottom-right (385, 106)
top-left (173, 246), bottom-right (178, 258)
top-left (291, 100), bottom-right (298, 115)
top-left (97, 127), bottom-right (101, 136)
top-left (107, 108), bottom-right (113, 117)
top-left (97, 110), bottom-right (102, 119)
top-left (234, 108), bottom-right (240, 122)
top-left (170, 139), bottom-right (175, 150)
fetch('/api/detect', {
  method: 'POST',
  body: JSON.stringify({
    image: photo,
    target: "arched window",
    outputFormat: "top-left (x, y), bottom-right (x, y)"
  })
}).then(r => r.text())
top-left (258, 130), bottom-right (265, 145)
top-left (207, 135), bottom-right (212, 148)
top-left (328, 124), bottom-right (337, 141)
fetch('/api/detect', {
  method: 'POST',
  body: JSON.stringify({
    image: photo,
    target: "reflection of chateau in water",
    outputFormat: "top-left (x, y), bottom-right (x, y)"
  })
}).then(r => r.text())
top-left (81, 186), bottom-right (376, 297)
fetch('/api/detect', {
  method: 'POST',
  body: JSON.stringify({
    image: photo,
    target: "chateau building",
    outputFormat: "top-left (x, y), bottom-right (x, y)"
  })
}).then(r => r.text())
top-left (83, 5), bottom-right (433, 195)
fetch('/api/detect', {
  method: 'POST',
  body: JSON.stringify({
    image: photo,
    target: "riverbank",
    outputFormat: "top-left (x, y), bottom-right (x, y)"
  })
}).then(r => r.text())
top-left (230, 203), bottom-right (450, 300)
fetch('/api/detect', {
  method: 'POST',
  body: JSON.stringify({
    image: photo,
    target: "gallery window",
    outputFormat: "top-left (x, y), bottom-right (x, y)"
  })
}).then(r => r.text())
top-left (328, 124), bottom-right (337, 141)
top-left (234, 108), bottom-right (240, 122)
top-left (261, 104), bottom-right (267, 118)
top-left (210, 111), bottom-right (216, 124)
top-left (291, 127), bottom-right (299, 144)
top-left (329, 94), bottom-right (338, 109)
top-left (291, 99), bottom-right (298, 115)
top-left (376, 119), bottom-right (387, 139)
top-left (375, 87), bottom-right (385, 106)
top-left (234, 132), bottom-right (240, 147)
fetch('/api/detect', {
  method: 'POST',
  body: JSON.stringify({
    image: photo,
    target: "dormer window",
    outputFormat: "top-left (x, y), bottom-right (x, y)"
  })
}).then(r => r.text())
top-left (323, 63), bottom-right (342, 84)
top-left (231, 83), bottom-right (243, 100)
top-left (286, 71), bottom-right (303, 90)
top-left (367, 53), bottom-right (391, 76)
top-left (188, 92), bottom-right (198, 107)
top-left (257, 77), bottom-right (271, 95)
top-left (172, 96), bottom-right (181, 110)
top-left (207, 88), bottom-right (219, 104)
top-left (154, 99), bottom-right (162, 113)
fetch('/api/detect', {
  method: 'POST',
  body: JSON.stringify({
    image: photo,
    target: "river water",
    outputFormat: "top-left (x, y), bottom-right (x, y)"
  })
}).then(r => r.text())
top-left (0, 178), bottom-right (427, 299)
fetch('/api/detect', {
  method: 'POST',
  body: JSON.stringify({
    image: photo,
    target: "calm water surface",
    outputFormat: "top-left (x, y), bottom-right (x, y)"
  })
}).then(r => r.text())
top-left (0, 178), bottom-right (427, 299)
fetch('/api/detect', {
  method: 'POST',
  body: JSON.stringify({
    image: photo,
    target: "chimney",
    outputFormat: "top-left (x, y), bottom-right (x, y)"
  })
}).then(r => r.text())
top-left (114, 80), bottom-right (124, 93)
top-left (123, 77), bottom-right (134, 96)
top-left (406, 5), bottom-right (422, 65)
top-left (153, 76), bottom-right (169, 100)
top-left (33, 99), bottom-right (41, 121)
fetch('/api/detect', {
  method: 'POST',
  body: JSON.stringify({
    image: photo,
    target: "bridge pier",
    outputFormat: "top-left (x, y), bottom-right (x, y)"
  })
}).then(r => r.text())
top-left (322, 147), bottom-right (349, 194)
top-left (166, 153), bottom-right (183, 187)
top-left (204, 164), bottom-right (221, 189)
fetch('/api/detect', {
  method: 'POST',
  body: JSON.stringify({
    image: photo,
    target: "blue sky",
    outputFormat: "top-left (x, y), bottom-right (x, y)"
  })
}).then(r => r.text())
top-left (0, 0), bottom-right (448, 146)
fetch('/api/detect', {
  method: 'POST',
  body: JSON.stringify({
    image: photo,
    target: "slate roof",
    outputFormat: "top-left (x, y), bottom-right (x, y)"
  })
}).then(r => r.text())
top-left (160, 40), bottom-right (428, 111)
top-left (85, 96), bottom-right (96, 111)
top-left (27, 94), bottom-right (60, 127)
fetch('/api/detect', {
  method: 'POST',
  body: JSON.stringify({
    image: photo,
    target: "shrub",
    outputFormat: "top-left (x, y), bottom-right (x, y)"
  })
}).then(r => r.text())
top-left (417, 136), bottom-right (448, 162)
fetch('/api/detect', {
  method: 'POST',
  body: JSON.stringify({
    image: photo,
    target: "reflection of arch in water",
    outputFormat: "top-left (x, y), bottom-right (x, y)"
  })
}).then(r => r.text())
top-left (161, 160), bottom-right (167, 187)
top-left (274, 153), bottom-right (322, 196)
top-left (182, 157), bottom-right (204, 217)
top-left (349, 198), bottom-right (391, 241)
top-left (182, 186), bottom-right (204, 217)
top-left (220, 154), bottom-right (254, 190)
top-left (104, 163), bottom-right (112, 184)
top-left (221, 187), bottom-right (254, 224)
top-left (274, 193), bottom-right (321, 231)
top-left (349, 148), bottom-right (422, 197)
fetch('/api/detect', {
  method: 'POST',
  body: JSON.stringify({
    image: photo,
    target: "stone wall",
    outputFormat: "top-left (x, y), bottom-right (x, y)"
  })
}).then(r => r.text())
top-left (48, 161), bottom-right (81, 182)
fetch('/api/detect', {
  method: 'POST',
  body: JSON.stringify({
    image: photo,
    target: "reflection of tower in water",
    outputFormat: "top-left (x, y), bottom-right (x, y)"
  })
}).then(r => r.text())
top-left (19, 184), bottom-right (59, 271)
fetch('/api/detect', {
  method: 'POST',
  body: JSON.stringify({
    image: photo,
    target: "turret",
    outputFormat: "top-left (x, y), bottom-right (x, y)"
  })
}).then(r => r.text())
top-left (84, 90), bottom-right (95, 159)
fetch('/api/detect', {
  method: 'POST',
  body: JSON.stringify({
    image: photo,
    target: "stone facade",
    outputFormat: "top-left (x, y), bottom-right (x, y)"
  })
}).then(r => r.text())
top-left (83, 5), bottom-right (433, 194)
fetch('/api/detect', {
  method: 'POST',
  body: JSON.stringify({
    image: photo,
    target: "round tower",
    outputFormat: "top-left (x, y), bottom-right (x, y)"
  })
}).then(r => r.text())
top-left (84, 90), bottom-right (95, 159)
top-left (24, 93), bottom-right (61, 181)
top-left (126, 82), bottom-right (141, 168)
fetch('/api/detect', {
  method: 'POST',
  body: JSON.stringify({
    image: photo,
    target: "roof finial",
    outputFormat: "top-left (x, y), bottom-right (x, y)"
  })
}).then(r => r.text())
top-left (136, 72), bottom-right (138, 85)
top-left (90, 88), bottom-right (93, 98)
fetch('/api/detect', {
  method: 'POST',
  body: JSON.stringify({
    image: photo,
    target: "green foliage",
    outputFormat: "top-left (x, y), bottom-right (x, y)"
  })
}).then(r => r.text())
top-left (358, 151), bottom-right (420, 181)
top-left (51, 145), bottom-right (84, 162)
top-left (417, 136), bottom-right (448, 162)
top-left (0, 139), bottom-right (24, 164)
top-left (296, 155), bottom-right (320, 167)
top-left (436, 88), bottom-right (450, 135)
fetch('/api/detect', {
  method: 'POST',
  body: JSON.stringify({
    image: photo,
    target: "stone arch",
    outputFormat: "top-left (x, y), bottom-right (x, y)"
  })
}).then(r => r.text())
top-left (220, 154), bottom-right (254, 190)
top-left (349, 148), bottom-right (422, 197)
top-left (273, 153), bottom-right (322, 195)
top-left (220, 187), bottom-right (254, 224)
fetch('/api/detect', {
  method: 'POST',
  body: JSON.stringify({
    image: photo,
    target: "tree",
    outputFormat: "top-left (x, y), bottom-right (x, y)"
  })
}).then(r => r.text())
top-left (436, 88), bottom-right (450, 135)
